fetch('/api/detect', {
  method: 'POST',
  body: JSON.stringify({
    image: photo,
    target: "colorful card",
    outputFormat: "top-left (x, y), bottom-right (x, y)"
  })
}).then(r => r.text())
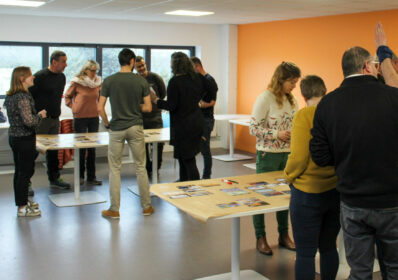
top-left (200, 183), bottom-right (221, 187)
top-left (170, 194), bottom-right (190, 199)
top-left (248, 181), bottom-right (268, 186)
top-left (162, 191), bottom-right (190, 199)
top-left (220, 187), bottom-right (249, 196)
top-left (237, 197), bottom-right (269, 207)
top-left (282, 190), bottom-right (291, 195)
top-left (276, 178), bottom-right (288, 184)
top-left (260, 190), bottom-right (284, 197)
top-left (178, 185), bottom-right (204, 192)
top-left (254, 188), bottom-right (274, 194)
top-left (217, 202), bottom-right (241, 208)
top-left (190, 191), bottom-right (212, 197)
top-left (246, 185), bottom-right (267, 190)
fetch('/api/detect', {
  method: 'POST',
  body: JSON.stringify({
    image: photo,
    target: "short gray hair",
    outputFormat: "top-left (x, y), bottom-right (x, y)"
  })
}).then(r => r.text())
top-left (342, 46), bottom-right (372, 77)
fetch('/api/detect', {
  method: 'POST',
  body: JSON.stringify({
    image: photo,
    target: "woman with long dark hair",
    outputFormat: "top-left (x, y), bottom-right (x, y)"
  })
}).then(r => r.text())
top-left (151, 52), bottom-right (204, 181)
top-left (249, 62), bottom-right (300, 255)
top-left (4, 66), bottom-right (46, 216)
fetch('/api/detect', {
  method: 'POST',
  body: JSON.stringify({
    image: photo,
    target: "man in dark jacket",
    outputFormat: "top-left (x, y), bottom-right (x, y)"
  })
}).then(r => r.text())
top-left (135, 56), bottom-right (166, 177)
top-left (310, 46), bottom-right (398, 280)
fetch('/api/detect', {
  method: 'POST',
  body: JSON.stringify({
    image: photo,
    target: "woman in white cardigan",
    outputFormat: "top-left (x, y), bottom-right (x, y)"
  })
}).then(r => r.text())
top-left (249, 62), bottom-right (300, 255)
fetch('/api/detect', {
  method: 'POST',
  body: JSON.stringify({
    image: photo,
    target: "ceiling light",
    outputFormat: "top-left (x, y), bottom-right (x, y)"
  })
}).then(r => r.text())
top-left (0, 0), bottom-right (45, 7)
top-left (165, 10), bottom-right (214, 17)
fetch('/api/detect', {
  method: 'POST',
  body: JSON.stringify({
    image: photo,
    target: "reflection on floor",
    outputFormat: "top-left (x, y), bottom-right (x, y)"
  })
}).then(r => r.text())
top-left (0, 148), bottom-right (381, 280)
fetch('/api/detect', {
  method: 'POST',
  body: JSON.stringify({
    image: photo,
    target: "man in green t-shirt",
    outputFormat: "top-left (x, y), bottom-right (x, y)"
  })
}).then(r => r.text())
top-left (98, 48), bottom-right (154, 218)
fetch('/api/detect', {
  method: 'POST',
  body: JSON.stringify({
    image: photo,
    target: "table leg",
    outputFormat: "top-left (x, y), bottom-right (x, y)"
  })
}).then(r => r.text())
top-left (232, 217), bottom-right (240, 280)
top-left (74, 148), bottom-right (80, 200)
top-left (229, 122), bottom-right (235, 158)
top-left (152, 143), bottom-right (158, 184)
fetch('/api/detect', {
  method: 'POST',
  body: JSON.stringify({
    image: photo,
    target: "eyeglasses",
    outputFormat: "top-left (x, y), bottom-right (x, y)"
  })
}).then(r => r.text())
top-left (370, 61), bottom-right (380, 70)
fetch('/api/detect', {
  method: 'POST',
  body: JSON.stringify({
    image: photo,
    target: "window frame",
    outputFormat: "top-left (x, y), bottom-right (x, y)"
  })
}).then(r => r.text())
top-left (0, 40), bottom-right (195, 79)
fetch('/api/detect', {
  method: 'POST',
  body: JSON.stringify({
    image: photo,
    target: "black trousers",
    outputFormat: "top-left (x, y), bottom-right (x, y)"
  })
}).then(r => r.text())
top-left (9, 134), bottom-right (37, 206)
top-left (178, 157), bottom-right (199, 182)
top-left (200, 117), bottom-right (214, 179)
top-left (74, 117), bottom-right (99, 180)
top-left (35, 117), bottom-right (60, 181)
top-left (290, 184), bottom-right (340, 280)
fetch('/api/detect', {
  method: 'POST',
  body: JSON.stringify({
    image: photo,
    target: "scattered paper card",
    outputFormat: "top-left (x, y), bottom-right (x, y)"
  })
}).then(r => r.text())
top-left (217, 202), bottom-right (240, 209)
top-left (190, 191), bottom-right (212, 197)
top-left (162, 191), bottom-right (190, 199)
top-left (237, 197), bottom-right (269, 207)
top-left (246, 185), bottom-right (267, 190)
top-left (248, 181), bottom-right (268, 186)
top-left (220, 187), bottom-right (249, 196)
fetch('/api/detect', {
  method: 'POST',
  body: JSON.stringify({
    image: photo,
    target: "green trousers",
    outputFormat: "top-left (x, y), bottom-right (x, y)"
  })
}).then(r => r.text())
top-left (252, 151), bottom-right (289, 239)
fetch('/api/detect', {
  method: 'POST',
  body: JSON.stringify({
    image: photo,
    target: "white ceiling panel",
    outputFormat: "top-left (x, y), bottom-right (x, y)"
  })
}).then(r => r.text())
top-left (0, 0), bottom-right (397, 24)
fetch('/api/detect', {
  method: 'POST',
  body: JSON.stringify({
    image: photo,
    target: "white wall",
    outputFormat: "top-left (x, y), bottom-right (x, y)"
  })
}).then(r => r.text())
top-left (0, 15), bottom-right (237, 163)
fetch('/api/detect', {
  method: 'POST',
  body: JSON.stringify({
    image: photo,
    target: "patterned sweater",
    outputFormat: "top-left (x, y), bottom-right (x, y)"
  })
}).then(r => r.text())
top-left (249, 90), bottom-right (297, 152)
top-left (3, 92), bottom-right (42, 137)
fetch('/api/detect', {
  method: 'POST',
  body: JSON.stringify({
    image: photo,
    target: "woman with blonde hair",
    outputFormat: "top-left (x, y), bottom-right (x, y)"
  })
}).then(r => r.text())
top-left (65, 60), bottom-right (102, 185)
top-left (249, 61), bottom-right (300, 255)
top-left (4, 66), bottom-right (46, 216)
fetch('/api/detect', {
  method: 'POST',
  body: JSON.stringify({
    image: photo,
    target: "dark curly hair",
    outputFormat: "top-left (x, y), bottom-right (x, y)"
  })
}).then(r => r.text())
top-left (171, 52), bottom-right (197, 80)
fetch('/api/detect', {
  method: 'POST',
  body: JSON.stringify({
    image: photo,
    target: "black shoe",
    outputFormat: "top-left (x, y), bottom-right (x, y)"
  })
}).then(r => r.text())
top-left (50, 178), bottom-right (71, 189)
top-left (87, 179), bottom-right (102, 186)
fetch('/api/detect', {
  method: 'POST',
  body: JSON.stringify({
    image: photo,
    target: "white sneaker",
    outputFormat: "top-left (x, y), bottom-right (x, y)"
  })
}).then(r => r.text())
top-left (17, 205), bottom-right (41, 217)
top-left (27, 200), bottom-right (39, 209)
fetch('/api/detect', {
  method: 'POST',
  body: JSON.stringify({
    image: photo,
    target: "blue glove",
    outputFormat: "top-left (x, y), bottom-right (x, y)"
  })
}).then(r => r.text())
top-left (377, 45), bottom-right (393, 64)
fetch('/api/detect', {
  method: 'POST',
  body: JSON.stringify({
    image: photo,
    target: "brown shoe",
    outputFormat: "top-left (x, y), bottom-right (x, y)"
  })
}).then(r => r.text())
top-left (143, 205), bottom-right (155, 216)
top-left (256, 236), bottom-right (273, 255)
top-left (279, 233), bottom-right (296, 251)
top-left (102, 209), bottom-right (120, 219)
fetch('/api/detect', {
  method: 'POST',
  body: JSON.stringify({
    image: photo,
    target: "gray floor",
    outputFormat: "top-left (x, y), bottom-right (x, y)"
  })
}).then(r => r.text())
top-left (0, 148), bottom-right (381, 280)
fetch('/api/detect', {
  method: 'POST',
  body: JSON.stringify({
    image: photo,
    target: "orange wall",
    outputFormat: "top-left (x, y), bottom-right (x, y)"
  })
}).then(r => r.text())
top-left (236, 9), bottom-right (398, 153)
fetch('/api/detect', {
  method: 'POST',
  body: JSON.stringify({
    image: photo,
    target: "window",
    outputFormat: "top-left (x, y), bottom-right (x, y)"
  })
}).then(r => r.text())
top-left (102, 48), bottom-right (145, 78)
top-left (49, 46), bottom-right (96, 87)
top-left (0, 45), bottom-right (42, 97)
top-left (150, 48), bottom-right (191, 85)
top-left (0, 42), bottom-right (194, 122)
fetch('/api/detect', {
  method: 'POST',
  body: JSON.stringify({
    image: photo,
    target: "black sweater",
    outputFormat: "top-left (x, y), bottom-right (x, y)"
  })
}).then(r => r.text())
top-left (29, 68), bottom-right (66, 118)
top-left (310, 75), bottom-right (398, 209)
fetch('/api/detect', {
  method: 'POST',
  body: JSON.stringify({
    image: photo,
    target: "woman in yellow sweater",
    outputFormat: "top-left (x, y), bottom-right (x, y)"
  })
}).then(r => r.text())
top-left (284, 75), bottom-right (339, 280)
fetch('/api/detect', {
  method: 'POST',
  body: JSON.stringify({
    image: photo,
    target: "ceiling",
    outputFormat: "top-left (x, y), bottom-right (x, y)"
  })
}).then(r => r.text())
top-left (0, 0), bottom-right (398, 24)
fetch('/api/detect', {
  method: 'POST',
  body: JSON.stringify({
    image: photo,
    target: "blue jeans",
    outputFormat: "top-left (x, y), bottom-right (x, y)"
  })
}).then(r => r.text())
top-left (290, 184), bottom-right (340, 280)
top-left (341, 202), bottom-right (398, 280)
top-left (200, 117), bottom-right (214, 179)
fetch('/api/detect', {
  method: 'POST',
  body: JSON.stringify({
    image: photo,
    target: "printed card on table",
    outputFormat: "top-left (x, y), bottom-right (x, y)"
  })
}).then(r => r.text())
top-left (258, 190), bottom-right (284, 197)
top-left (217, 202), bottom-right (241, 209)
top-left (246, 185), bottom-right (267, 190)
top-left (190, 191), bottom-right (212, 197)
top-left (248, 181), bottom-right (268, 186)
top-left (220, 187), bottom-right (249, 196)
top-left (178, 185), bottom-right (204, 192)
top-left (162, 191), bottom-right (190, 199)
top-left (237, 197), bottom-right (269, 207)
